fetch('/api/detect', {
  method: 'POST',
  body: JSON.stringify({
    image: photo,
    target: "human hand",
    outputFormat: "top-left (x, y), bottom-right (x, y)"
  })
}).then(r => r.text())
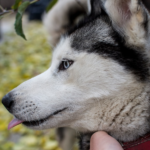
top-left (90, 131), bottom-right (123, 150)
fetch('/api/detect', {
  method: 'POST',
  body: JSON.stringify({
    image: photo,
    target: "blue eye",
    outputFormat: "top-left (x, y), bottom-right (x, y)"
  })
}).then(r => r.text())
top-left (64, 61), bottom-right (70, 69)
top-left (59, 60), bottom-right (74, 71)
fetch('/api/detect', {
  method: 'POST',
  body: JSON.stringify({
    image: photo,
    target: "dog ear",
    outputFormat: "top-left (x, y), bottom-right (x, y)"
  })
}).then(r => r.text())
top-left (101, 0), bottom-right (150, 48)
top-left (87, 0), bottom-right (102, 15)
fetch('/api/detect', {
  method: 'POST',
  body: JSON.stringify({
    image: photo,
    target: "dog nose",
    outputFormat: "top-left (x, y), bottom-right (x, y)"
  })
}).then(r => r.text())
top-left (2, 94), bottom-right (14, 111)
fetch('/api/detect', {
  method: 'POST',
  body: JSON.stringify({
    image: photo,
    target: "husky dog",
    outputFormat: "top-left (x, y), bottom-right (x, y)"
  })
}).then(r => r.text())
top-left (2, 0), bottom-right (150, 150)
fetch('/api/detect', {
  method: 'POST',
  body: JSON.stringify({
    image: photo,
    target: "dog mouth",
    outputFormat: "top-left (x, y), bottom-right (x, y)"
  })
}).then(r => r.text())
top-left (8, 108), bottom-right (67, 130)
top-left (23, 108), bottom-right (67, 127)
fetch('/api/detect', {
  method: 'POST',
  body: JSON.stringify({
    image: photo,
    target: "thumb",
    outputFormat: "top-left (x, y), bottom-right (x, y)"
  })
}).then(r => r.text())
top-left (90, 131), bottom-right (123, 150)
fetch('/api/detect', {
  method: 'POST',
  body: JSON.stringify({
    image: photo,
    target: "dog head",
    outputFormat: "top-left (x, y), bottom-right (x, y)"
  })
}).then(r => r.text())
top-left (2, 0), bottom-right (150, 141)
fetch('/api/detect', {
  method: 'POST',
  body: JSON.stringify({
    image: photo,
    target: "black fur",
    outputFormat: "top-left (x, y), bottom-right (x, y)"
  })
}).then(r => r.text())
top-left (79, 133), bottom-right (93, 150)
top-left (67, 13), bottom-right (100, 36)
top-left (90, 42), bottom-right (149, 81)
top-left (90, 0), bottom-right (102, 16)
top-left (67, 6), bottom-right (107, 36)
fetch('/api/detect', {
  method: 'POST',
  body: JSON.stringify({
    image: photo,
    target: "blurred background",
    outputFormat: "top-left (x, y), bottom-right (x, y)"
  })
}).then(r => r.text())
top-left (0, 0), bottom-right (150, 150)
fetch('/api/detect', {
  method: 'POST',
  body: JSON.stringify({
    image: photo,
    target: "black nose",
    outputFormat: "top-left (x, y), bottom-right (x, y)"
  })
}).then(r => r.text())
top-left (2, 94), bottom-right (14, 111)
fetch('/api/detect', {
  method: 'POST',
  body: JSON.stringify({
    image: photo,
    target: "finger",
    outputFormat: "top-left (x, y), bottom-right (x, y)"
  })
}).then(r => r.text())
top-left (90, 131), bottom-right (123, 150)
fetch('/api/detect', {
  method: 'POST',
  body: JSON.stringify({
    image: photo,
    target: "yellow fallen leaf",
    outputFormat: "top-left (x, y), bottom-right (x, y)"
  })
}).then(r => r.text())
top-left (43, 141), bottom-right (58, 150)
top-left (19, 135), bottom-right (38, 146)
top-left (12, 124), bottom-right (22, 132)
top-left (0, 122), bottom-right (7, 131)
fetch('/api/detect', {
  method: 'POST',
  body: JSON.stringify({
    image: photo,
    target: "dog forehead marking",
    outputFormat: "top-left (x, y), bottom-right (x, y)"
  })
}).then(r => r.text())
top-left (53, 16), bottom-right (116, 61)
top-left (70, 16), bottom-right (116, 48)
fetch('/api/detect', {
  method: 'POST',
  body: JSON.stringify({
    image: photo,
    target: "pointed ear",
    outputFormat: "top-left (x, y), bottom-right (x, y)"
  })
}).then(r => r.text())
top-left (87, 0), bottom-right (102, 15)
top-left (101, 0), bottom-right (150, 48)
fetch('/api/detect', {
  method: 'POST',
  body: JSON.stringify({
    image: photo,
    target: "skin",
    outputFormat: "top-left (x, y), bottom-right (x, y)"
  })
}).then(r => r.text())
top-left (90, 132), bottom-right (123, 150)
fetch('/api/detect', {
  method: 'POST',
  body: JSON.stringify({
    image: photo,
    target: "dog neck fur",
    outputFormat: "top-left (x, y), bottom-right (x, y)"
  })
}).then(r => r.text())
top-left (69, 82), bottom-right (150, 142)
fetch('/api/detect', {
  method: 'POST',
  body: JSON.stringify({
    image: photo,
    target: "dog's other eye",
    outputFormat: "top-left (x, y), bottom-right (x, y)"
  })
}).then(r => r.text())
top-left (59, 60), bottom-right (74, 71)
